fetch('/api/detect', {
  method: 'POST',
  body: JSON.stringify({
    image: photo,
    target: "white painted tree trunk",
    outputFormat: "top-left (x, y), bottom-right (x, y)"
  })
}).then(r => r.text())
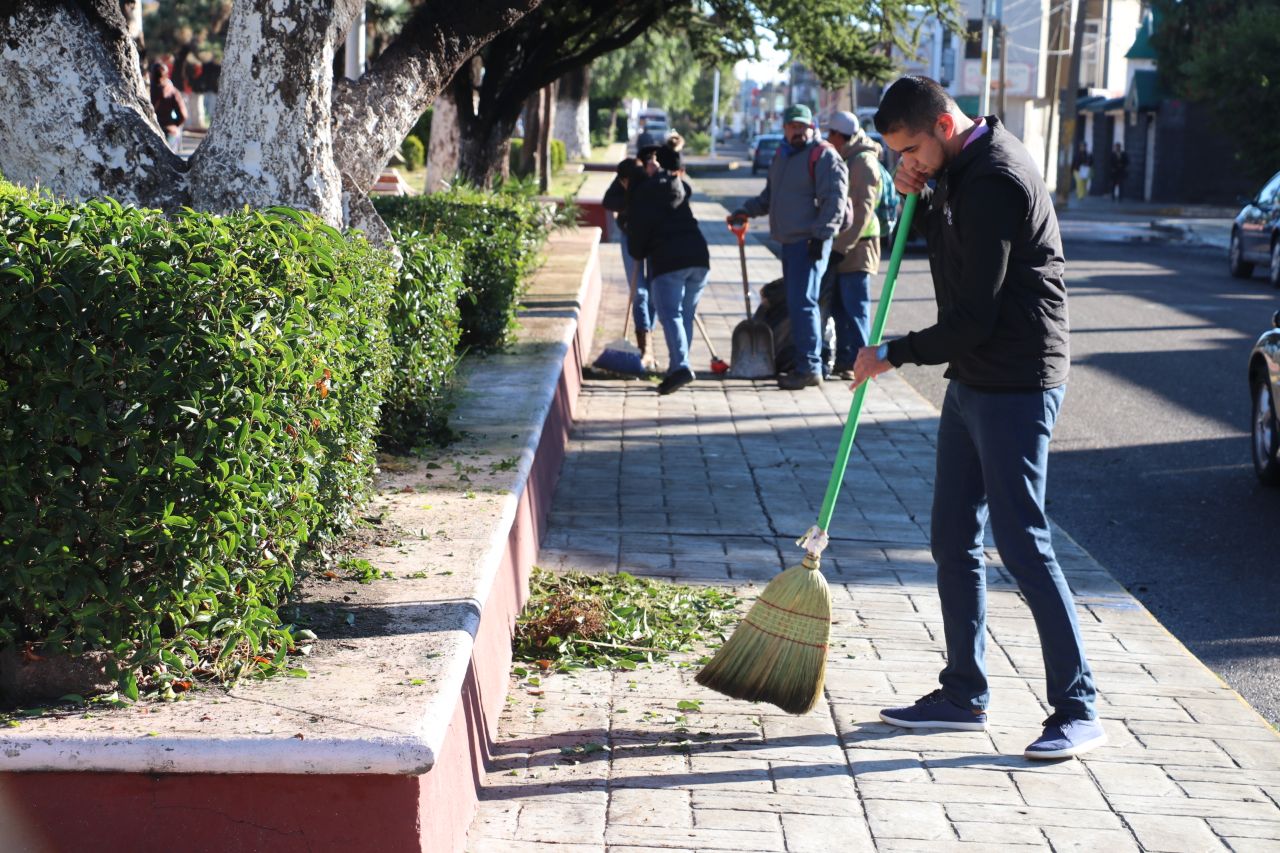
top-left (426, 90), bottom-right (462, 194)
top-left (187, 0), bottom-right (359, 224)
top-left (554, 66), bottom-right (591, 160)
top-left (0, 0), bottom-right (541, 235)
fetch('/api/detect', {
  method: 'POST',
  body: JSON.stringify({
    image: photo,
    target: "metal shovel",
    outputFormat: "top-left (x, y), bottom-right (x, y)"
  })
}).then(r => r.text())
top-left (726, 220), bottom-right (775, 378)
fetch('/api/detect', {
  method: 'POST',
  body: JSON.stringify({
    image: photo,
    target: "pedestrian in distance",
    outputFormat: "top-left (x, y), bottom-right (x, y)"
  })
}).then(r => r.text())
top-left (148, 61), bottom-right (187, 153)
top-left (823, 110), bottom-right (883, 381)
top-left (729, 103), bottom-right (849, 389)
top-left (1108, 142), bottom-right (1128, 202)
top-left (851, 75), bottom-right (1106, 760)
top-left (627, 146), bottom-right (711, 395)
top-left (1072, 142), bottom-right (1091, 201)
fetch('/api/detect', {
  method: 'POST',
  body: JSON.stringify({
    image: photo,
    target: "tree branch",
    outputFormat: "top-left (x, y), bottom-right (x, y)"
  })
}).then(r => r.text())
top-left (330, 0), bottom-right (543, 194)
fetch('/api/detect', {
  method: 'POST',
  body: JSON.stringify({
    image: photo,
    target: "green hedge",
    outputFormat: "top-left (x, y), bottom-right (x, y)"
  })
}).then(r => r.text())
top-left (380, 231), bottom-right (466, 449)
top-left (374, 186), bottom-right (549, 351)
top-left (401, 134), bottom-right (425, 172)
top-left (508, 138), bottom-right (566, 178)
top-left (0, 188), bottom-right (395, 696)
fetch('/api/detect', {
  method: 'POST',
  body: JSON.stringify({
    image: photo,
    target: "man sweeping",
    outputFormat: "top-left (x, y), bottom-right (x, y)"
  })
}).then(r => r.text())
top-left (851, 76), bottom-right (1105, 760)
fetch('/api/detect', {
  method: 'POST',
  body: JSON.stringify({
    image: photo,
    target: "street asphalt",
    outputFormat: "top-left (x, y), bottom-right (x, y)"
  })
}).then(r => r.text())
top-left (691, 167), bottom-right (1280, 728)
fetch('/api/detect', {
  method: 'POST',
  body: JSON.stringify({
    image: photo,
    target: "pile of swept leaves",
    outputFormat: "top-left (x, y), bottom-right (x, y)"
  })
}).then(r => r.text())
top-left (514, 568), bottom-right (739, 672)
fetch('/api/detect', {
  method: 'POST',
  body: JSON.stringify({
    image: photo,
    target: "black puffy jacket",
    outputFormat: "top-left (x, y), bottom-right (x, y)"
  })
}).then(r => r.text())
top-left (886, 116), bottom-right (1069, 390)
top-left (626, 172), bottom-right (710, 278)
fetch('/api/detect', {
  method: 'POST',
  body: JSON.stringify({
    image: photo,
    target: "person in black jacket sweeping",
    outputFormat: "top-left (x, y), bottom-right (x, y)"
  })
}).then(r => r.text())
top-left (627, 146), bottom-right (711, 395)
top-left (852, 76), bottom-right (1105, 760)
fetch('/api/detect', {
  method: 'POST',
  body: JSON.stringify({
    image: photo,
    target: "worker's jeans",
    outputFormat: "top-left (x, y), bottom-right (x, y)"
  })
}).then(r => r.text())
top-left (779, 238), bottom-right (831, 376)
top-left (932, 381), bottom-right (1097, 720)
top-left (833, 270), bottom-right (872, 367)
top-left (651, 266), bottom-right (708, 374)
top-left (618, 232), bottom-right (655, 333)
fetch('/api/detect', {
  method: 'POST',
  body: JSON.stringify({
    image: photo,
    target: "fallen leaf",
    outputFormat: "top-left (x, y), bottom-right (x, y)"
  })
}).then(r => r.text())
top-left (293, 733), bottom-right (305, 740)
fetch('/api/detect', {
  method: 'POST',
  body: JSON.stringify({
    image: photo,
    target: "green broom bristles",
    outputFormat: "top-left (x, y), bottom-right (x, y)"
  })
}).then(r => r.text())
top-left (694, 553), bottom-right (831, 715)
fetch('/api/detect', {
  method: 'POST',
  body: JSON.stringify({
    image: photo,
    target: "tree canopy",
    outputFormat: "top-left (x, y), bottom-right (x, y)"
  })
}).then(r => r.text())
top-left (1150, 0), bottom-right (1280, 180)
top-left (449, 0), bottom-right (956, 183)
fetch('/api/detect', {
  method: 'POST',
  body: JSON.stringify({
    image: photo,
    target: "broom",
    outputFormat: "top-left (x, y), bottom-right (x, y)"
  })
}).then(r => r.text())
top-left (692, 314), bottom-right (730, 375)
top-left (592, 259), bottom-right (646, 376)
top-left (695, 194), bottom-right (919, 714)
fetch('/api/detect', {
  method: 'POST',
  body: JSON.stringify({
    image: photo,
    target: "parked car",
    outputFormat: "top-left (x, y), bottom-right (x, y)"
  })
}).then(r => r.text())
top-left (1248, 309), bottom-right (1280, 485)
top-left (1229, 169), bottom-right (1280, 286)
top-left (751, 133), bottom-right (784, 175)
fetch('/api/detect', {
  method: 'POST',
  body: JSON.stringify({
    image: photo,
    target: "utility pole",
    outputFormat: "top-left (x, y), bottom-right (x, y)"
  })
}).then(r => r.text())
top-left (710, 69), bottom-right (720, 157)
top-left (1055, 0), bottom-right (1088, 206)
top-left (996, 0), bottom-right (1007, 118)
top-left (979, 0), bottom-right (993, 115)
top-left (343, 6), bottom-right (366, 81)
top-left (1042, 0), bottom-right (1067, 186)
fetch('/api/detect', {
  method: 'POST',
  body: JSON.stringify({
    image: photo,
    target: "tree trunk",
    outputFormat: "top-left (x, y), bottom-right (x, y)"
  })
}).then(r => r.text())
top-left (554, 65), bottom-right (590, 160)
top-left (457, 112), bottom-right (517, 189)
top-left (0, 1), bottom-right (187, 210)
top-left (426, 86), bottom-right (462, 193)
top-left (538, 83), bottom-right (555, 193)
top-left (0, 0), bottom-right (542, 233)
top-left (519, 91), bottom-right (542, 178)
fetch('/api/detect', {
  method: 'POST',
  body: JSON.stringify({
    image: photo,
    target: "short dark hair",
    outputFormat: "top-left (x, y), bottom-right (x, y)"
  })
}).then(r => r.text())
top-left (874, 76), bottom-right (957, 135)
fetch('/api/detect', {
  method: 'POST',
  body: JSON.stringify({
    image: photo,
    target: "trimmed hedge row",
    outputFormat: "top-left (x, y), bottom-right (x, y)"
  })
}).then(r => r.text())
top-left (380, 231), bottom-right (465, 449)
top-left (375, 185), bottom-right (550, 351)
top-left (0, 187), bottom-right (396, 696)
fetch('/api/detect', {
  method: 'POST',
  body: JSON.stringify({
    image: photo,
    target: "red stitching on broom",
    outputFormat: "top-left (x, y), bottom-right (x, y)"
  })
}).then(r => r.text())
top-left (740, 614), bottom-right (830, 650)
top-left (754, 597), bottom-right (830, 622)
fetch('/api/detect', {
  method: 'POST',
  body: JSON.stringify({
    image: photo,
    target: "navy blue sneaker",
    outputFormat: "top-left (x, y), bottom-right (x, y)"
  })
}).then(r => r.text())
top-left (879, 689), bottom-right (988, 731)
top-left (1024, 713), bottom-right (1107, 759)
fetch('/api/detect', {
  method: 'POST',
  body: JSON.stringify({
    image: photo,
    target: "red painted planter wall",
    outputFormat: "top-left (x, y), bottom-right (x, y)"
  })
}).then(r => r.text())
top-left (0, 238), bottom-right (602, 853)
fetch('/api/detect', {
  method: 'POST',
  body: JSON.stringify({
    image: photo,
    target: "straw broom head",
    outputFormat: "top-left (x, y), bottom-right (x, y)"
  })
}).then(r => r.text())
top-left (695, 552), bottom-right (830, 715)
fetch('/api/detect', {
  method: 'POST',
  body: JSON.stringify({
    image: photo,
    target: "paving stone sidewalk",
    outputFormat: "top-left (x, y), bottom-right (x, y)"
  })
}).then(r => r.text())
top-left (466, 201), bottom-right (1280, 853)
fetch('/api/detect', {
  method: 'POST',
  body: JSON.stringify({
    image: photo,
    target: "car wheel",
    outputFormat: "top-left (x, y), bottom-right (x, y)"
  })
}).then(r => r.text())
top-left (1229, 230), bottom-right (1254, 278)
top-left (1253, 378), bottom-right (1280, 486)
top-left (1270, 239), bottom-right (1280, 288)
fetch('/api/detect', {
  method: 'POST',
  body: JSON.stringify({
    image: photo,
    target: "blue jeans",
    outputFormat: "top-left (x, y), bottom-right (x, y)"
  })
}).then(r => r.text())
top-left (833, 270), bottom-right (872, 366)
top-left (780, 239), bottom-right (831, 376)
top-left (650, 266), bottom-right (709, 374)
top-left (618, 232), bottom-right (655, 333)
top-left (932, 381), bottom-right (1096, 720)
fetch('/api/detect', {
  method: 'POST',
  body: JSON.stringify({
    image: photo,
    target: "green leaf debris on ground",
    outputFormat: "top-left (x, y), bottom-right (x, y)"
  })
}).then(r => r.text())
top-left (513, 567), bottom-right (738, 672)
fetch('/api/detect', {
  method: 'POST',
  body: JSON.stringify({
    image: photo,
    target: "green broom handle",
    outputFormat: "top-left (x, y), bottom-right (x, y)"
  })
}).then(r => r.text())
top-left (816, 192), bottom-right (919, 533)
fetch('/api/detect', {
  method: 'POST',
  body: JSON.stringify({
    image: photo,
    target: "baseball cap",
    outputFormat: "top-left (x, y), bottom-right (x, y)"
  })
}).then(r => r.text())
top-left (828, 110), bottom-right (860, 137)
top-left (782, 104), bottom-right (814, 126)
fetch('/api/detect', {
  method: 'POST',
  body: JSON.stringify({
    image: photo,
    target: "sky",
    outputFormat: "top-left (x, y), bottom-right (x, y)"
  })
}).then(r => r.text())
top-left (734, 30), bottom-right (789, 85)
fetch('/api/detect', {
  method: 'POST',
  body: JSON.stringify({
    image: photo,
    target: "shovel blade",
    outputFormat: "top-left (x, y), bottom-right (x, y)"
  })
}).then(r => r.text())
top-left (728, 320), bottom-right (776, 379)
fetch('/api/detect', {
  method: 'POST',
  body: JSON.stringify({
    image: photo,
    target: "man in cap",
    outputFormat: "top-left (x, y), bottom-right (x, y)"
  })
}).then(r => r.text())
top-left (824, 110), bottom-right (883, 379)
top-left (730, 104), bottom-right (848, 389)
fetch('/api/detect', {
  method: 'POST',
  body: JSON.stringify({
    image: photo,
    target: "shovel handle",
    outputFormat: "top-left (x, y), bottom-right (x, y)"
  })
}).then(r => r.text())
top-left (815, 193), bottom-right (919, 535)
top-left (730, 221), bottom-right (752, 318)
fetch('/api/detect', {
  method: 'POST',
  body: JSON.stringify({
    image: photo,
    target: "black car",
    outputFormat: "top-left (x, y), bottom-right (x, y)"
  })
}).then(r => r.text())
top-left (1249, 309), bottom-right (1280, 485)
top-left (751, 134), bottom-right (783, 175)
top-left (1229, 169), bottom-right (1280, 286)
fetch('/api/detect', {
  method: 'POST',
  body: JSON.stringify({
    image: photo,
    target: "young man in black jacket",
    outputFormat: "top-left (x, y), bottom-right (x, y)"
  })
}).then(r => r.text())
top-left (852, 76), bottom-right (1104, 760)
